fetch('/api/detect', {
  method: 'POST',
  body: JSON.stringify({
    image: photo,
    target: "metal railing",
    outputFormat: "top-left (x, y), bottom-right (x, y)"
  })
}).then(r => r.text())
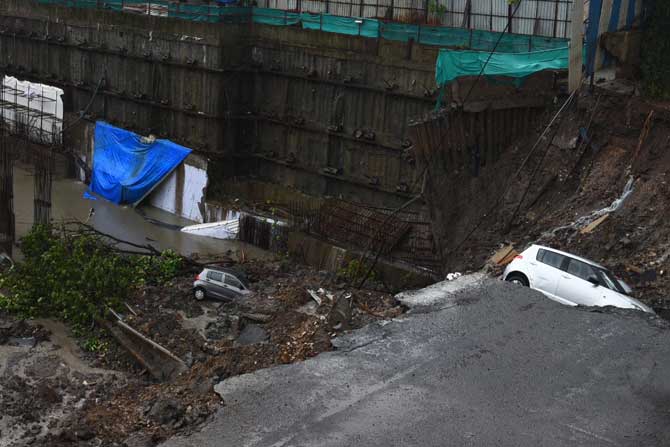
top-left (36, 0), bottom-right (573, 39)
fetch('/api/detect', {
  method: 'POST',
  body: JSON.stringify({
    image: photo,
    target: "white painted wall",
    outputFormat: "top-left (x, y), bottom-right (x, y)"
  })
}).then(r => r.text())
top-left (149, 159), bottom-right (208, 222)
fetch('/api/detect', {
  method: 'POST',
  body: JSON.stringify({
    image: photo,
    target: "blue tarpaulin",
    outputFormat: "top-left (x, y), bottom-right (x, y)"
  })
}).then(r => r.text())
top-left (89, 122), bottom-right (191, 205)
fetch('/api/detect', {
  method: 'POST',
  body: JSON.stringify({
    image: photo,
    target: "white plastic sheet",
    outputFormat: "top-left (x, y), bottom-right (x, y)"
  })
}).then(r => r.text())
top-left (0, 76), bottom-right (63, 144)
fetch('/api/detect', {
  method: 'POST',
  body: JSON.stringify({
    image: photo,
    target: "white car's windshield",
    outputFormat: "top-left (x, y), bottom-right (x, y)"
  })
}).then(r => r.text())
top-left (597, 268), bottom-right (626, 294)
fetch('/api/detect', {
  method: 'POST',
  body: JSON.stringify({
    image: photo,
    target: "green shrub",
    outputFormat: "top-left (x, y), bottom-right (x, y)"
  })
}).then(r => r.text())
top-left (338, 259), bottom-right (377, 284)
top-left (0, 225), bottom-right (183, 329)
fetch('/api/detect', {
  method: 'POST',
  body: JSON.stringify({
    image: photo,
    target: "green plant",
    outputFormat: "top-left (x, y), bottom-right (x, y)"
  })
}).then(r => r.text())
top-left (133, 249), bottom-right (183, 285)
top-left (427, 0), bottom-right (447, 16)
top-left (642, 2), bottom-right (670, 99)
top-left (338, 259), bottom-right (377, 284)
top-left (0, 225), bottom-right (183, 328)
top-left (83, 336), bottom-right (109, 353)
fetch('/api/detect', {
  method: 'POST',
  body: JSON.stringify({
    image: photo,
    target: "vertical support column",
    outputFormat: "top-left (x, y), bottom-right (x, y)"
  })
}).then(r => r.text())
top-left (0, 128), bottom-right (14, 256)
top-left (508, 3), bottom-right (514, 33)
top-left (33, 146), bottom-right (54, 228)
top-left (569, 0), bottom-right (584, 92)
top-left (594, 0), bottom-right (613, 71)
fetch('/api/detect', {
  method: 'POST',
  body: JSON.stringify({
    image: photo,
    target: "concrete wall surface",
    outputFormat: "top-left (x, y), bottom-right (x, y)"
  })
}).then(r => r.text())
top-left (149, 155), bottom-right (208, 222)
top-left (0, 1), bottom-right (558, 212)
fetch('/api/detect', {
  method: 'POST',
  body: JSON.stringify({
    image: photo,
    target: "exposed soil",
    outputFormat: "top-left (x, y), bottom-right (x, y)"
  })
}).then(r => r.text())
top-left (0, 257), bottom-right (403, 446)
top-left (426, 82), bottom-right (670, 310)
top-left (0, 314), bottom-right (129, 447)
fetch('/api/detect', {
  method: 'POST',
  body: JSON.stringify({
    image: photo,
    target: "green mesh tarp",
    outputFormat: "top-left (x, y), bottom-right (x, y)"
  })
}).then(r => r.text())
top-left (378, 22), bottom-right (568, 51)
top-left (253, 8), bottom-right (300, 26)
top-left (302, 14), bottom-right (380, 37)
top-left (168, 3), bottom-right (221, 22)
top-left (33, 0), bottom-right (569, 51)
top-left (419, 26), bottom-right (471, 47)
top-left (435, 47), bottom-right (569, 86)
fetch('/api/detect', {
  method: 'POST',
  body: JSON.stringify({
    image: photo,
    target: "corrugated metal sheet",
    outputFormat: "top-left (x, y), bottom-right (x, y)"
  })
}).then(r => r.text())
top-left (447, 0), bottom-right (468, 27)
top-left (587, 0), bottom-right (640, 74)
top-left (556, 1), bottom-right (571, 37)
top-left (470, 0), bottom-right (492, 30)
top-left (512, 1), bottom-right (539, 35)
top-left (617, 0), bottom-right (629, 28)
top-left (362, 0), bottom-right (381, 19)
top-left (490, 0), bottom-right (508, 32)
top-left (301, 0), bottom-right (327, 14)
top-left (252, 0), bottom-right (577, 37)
top-left (330, 0), bottom-right (356, 18)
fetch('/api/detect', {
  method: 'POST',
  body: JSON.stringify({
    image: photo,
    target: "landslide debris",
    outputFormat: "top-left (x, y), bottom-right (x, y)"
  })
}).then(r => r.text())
top-left (1, 256), bottom-right (403, 446)
top-left (428, 85), bottom-right (670, 312)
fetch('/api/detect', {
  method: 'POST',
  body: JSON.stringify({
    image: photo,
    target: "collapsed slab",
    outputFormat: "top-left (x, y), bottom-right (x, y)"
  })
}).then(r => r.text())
top-left (161, 278), bottom-right (670, 447)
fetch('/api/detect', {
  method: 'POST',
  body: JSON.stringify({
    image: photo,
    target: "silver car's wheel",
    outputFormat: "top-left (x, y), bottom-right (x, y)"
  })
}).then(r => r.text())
top-left (194, 288), bottom-right (206, 301)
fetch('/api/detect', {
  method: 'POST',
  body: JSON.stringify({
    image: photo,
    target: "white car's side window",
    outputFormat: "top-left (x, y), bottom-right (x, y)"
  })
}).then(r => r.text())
top-left (566, 259), bottom-right (596, 281)
top-left (538, 249), bottom-right (565, 270)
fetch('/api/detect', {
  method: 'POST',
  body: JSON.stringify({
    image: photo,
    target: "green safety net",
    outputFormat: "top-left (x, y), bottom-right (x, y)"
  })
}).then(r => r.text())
top-left (252, 8), bottom-right (300, 26)
top-left (169, 4), bottom-right (249, 23)
top-left (35, 0), bottom-right (571, 87)
top-left (34, 0), bottom-right (569, 54)
top-left (435, 46), bottom-right (569, 87)
top-left (251, 9), bottom-right (380, 37)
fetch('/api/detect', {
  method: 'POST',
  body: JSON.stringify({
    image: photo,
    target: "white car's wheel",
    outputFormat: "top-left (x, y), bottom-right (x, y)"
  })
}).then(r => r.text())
top-left (194, 287), bottom-right (206, 301)
top-left (505, 273), bottom-right (529, 287)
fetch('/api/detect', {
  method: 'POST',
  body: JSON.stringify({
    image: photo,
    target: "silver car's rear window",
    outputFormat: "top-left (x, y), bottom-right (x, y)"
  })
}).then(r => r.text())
top-left (207, 271), bottom-right (223, 282)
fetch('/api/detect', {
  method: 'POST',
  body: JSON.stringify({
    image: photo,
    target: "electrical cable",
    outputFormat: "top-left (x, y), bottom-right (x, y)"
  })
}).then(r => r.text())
top-left (443, 88), bottom-right (578, 259)
top-left (357, 1), bottom-right (529, 284)
top-left (460, 0), bottom-right (524, 106)
top-left (59, 76), bottom-right (105, 135)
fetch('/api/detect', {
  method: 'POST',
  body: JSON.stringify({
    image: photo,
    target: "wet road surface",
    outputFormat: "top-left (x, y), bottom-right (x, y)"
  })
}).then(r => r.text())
top-left (162, 277), bottom-right (670, 447)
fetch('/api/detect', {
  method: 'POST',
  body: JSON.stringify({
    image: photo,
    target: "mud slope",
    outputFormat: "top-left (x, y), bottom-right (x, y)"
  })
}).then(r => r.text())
top-left (422, 85), bottom-right (670, 308)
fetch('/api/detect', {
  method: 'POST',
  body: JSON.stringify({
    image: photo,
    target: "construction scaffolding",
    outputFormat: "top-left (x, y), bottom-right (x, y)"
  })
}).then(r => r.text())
top-left (0, 76), bottom-right (64, 249)
top-left (0, 77), bottom-right (63, 146)
top-left (0, 122), bottom-right (13, 256)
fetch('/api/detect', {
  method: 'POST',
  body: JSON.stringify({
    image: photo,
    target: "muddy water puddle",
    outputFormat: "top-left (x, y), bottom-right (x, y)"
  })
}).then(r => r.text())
top-left (12, 165), bottom-right (269, 260)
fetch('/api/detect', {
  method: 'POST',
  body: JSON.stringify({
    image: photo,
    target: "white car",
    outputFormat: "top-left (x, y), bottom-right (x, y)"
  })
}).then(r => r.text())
top-left (503, 245), bottom-right (653, 313)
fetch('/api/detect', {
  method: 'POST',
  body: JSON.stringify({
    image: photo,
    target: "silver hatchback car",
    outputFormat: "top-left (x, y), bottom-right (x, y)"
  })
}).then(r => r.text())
top-left (193, 268), bottom-right (252, 301)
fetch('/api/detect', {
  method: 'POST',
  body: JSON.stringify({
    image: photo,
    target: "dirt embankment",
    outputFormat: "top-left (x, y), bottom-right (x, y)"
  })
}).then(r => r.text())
top-left (428, 84), bottom-right (670, 309)
top-left (1, 258), bottom-right (403, 446)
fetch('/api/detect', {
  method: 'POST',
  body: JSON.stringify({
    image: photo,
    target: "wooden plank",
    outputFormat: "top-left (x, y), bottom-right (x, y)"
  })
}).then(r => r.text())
top-left (581, 213), bottom-right (609, 234)
top-left (490, 244), bottom-right (516, 265)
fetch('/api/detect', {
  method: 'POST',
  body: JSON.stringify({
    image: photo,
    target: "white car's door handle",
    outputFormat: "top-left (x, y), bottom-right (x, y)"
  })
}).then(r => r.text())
top-left (561, 275), bottom-right (571, 279)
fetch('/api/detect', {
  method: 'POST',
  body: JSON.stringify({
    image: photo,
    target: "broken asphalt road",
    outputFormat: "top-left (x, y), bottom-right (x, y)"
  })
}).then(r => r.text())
top-left (161, 276), bottom-right (670, 447)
